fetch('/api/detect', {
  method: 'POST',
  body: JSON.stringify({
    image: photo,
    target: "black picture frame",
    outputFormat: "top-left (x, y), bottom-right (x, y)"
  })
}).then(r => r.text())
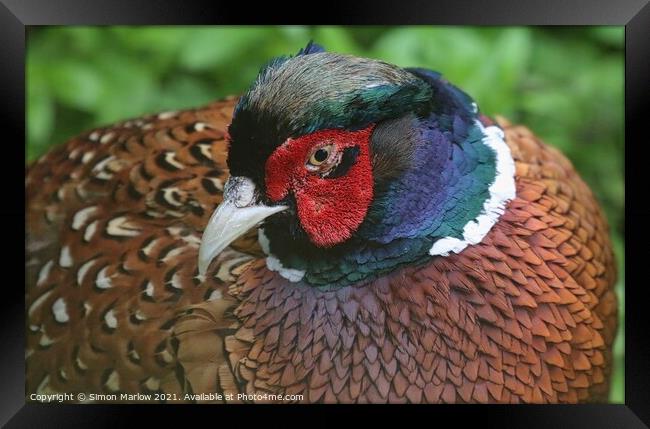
top-left (4, 0), bottom-right (649, 427)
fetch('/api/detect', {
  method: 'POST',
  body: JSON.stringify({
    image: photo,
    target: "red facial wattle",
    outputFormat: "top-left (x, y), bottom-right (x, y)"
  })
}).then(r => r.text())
top-left (265, 126), bottom-right (375, 247)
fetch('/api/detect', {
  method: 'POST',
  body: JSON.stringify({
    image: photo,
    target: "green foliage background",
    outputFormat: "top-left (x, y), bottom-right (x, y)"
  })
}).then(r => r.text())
top-left (26, 26), bottom-right (624, 403)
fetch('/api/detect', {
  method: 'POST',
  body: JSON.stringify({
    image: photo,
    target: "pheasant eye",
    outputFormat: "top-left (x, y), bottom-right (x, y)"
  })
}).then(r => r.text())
top-left (307, 145), bottom-right (334, 167)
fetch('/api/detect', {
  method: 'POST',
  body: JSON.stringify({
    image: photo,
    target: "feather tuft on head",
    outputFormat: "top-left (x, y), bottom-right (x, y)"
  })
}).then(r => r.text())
top-left (296, 40), bottom-right (326, 56)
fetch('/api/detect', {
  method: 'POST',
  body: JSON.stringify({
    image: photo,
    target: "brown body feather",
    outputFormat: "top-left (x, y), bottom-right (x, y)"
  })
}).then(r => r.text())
top-left (26, 99), bottom-right (616, 403)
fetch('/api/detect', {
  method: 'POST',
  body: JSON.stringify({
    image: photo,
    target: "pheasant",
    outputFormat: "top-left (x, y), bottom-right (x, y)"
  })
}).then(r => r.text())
top-left (26, 42), bottom-right (617, 403)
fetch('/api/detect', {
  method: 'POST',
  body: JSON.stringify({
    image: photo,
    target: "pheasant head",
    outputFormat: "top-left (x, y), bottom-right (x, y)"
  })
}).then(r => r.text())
top-left (199, 42), bottom-right (516, 287)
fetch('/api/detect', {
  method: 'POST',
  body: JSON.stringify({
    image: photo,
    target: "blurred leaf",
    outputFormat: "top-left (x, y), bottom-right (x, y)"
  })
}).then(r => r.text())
top-left (57, 27), bottom-right (105, 54)
top-left (371, 27), bottom-right (437, 68)
top-left (310, 26), bottom-right (361, 54)
top-left (590, 26), bottom-right (624, 48)
top-left (278, 25), bottom-right (311, 42)
top-left (158, 75), bottom-right (215, 110)
top-left (26, 48), bottom-right (53, 160)
top-left (111, 27), bottom-right (194, 72)
top-left (91, 52), bottom-right (158, 123)
top-left (46, 59), bottom-right (105, 111)
top-left (112, 27), bottom-right (191, 54)
top-left (26, 93), bottom-right (53, 160)
top-left (178, 27), bottom-right (267, 71)
top-left (470, 28), bottom-right (531, 116)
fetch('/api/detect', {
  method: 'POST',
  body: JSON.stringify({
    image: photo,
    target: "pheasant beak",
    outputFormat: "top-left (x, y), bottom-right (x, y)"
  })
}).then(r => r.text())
top-left (198, 176), bottom-right (288, 276)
